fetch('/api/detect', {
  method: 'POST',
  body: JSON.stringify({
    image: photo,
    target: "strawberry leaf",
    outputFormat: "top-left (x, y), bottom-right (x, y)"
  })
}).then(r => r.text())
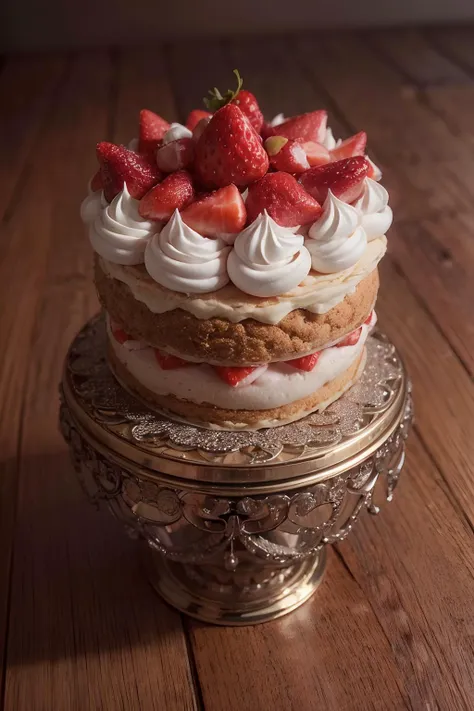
top-left (204, 69), bottom-right (244, 111)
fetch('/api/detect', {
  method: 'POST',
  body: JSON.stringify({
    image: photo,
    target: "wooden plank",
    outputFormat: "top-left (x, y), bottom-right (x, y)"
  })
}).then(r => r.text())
top-left (428, 27), bottom-right (474, 75)
top-left (338, 434), bottom-right (474, 709)
top-left (190, 551), bottom-right (409, 711)
top-left (388, 216), bottom-right (474, 373)
top-left (0, 55), bottom-right (66, 219)
top-left (2, 52), bottom-right (197, 711)
top-left (376, 257), bottom-right (474, 522)
top-left (114, 47), bottom-right (179, 146)
top-left (366, 28), bottom-right (472, 87)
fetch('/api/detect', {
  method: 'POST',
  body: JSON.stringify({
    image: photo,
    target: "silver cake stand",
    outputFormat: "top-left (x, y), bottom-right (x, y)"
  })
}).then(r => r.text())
top-left (59, 315), bottom-right (413, 625)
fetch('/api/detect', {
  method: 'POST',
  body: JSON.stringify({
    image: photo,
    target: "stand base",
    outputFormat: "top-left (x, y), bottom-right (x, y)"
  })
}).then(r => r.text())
top-left (141, 544), bottom-right (327, 626)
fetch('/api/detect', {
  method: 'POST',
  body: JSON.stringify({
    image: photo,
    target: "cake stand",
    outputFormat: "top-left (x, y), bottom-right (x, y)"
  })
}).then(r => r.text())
top-left (59, 314), bottom-right (413, 625)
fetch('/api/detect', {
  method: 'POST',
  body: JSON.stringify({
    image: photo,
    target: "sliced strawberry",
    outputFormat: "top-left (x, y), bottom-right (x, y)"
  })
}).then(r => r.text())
top-left (336, 327), bottom-right (362, 348)
top-left (156, 137), bottom-right (195, 173)
top-left (330, 131), bottom-right (367, 161)
top-left (246, 172), bottom-right (322, 227)
top-left (186, 109), bottom-right (212, 132)
top-left (285, 352), bottom-right (321, 371)
top-left (195, 104), bottom-right (269, 189)
top-left (364, 311), bottom-right (373, 325)
top-left (90, 170), bottom-right (103, 191)
top-left (96, 142), bottom-right (162, 202)
top-left (264, 136), bottom-right (310, 174)
top-left (154, 349), bottom-right (193, 370)
top-left (260, 121), bottom-right (276, 140)
top-left (111, 322), bottom-right (132, 345)
top-left (276, 110), bottom-right (327, 144)
top-left (299, 157), bottom-right (370, 205)
top-left (181, 184), bottom-right (246, 239)
top-left (299, 141), bottom-right (331, 167)
top-left (139, 109), bottom-right (170, 154)
top-left (139, 171), bottom-right (195, 221)
top-left (214, 365), bottom-right (265, 387)
top-left (366, 156), bottom-right (382, 181)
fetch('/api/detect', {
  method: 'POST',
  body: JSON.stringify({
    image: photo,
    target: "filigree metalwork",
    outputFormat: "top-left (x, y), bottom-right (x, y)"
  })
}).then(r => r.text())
top-left (62, 314), bottom-right (405, 465)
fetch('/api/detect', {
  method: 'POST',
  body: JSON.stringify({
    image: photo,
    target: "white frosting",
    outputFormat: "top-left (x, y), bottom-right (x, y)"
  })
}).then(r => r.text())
top-left (100, 235), bottom-right (385, 324)
top-left (353, 178), bottom-right (392, 240)
top-left (162, 122), bottom-right (193, 145)
top-left (108, 320), bottom-right (371, 411)
top-left (322, 127), bottom-right (343, 151)
top-left (144, 210), bottom-right (231, 294)
top-left (80, 181), bottom-right (107, 224)
top-left (306, 191), bottom-right (367, 274)
top-left (89, 184), bottom-right (155, 265)
top-left (270, 113), bottom-right (286, 127)
top-left (227, 212), bottom-right (311, 297)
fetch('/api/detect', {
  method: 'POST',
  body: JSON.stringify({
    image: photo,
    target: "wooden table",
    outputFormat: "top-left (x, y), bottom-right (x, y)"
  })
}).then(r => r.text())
top-left (1, 27), bottom-right (473, 711)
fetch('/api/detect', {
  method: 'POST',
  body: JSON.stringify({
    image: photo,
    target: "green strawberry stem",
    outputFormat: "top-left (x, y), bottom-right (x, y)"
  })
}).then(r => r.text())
top-left (203, 69), bottom-right (243, 111)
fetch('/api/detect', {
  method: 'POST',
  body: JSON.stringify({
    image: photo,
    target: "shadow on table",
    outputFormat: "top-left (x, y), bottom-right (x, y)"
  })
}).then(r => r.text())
top-left (4, 451), bottom-right (186, 665)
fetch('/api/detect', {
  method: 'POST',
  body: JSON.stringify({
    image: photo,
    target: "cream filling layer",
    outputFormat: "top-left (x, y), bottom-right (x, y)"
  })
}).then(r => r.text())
top-left (108, 320), bottom-right (372, 411)
top-left (100, 236), bottom-right (385, 325)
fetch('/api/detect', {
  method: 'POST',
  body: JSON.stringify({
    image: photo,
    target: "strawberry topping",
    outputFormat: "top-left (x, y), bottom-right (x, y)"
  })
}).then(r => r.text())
top-left (139, 170), bottom-right (195, 221)
top-left (154, 350), bottom-right (193, 370)
top-left (139, 109), bottom-right (170, 154)
top-left (285, 352), bottom-right (321, 371)
top-left (90, 170), bottom-right (103, 191)
top-left (299, 156), bottom-right (370, 205)
top-left (336, 327), bottom-right (362, 348)
top-left (264, 136), bottom-right (310, 174)
top-left (246, 172), bottom-right (322, 227)
top-left (111, 323), bottom-right (132, 345)
top-left (274, 110), bottom-right (327, 144)
top-left (181, 184), bottom-right (246, 238)
top-left (156, 137), bottom-right (195, 173)
top-left (299, 141), bottom-right (331, 167)
top-left (96, 142), bottom-right (162, 202)
top-left (364, 311), bottom-right (373, 325)
top-left (330, 131), bottom-right (367, 161)
top-left (204, 70), bottom-right (264, 133)
top-left (195, 104), bottom-right (269, 189)
top-left (186, 109), bottom-right (212, 131)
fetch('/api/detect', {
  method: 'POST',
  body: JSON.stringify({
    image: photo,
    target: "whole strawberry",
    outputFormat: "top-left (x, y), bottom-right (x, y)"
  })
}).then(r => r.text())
top-left (204, 69), bottom-right (264, 133)
top-left (246, 172), bottom-right (322, 227)
top-left (96, 142), bottom-right (162, 202)
top-left (195, 104), bottom-right (269, 189)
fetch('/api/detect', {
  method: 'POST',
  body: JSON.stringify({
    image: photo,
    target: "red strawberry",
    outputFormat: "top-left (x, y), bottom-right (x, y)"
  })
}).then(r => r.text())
top-left (139, 171), bottom-right (195, 221)
top-left (336, 327), bottom-right (362, 348)
top-left (264, 136), bottom-right (310, 174)
top-left (195, 104), bottom-right (269, 189)
top-left (204, 70), bottom-right (264, 133)
top-left (285, 352), bottom-right (321, 371)
top-left (246, 172), bottom-right (322, 227)
top-left (299, 141), bottom-right (331, 167)
top-left (366, 157), bottom-right (382, 181)
top-left (90, 170), bottom-right (103, 191)
top-left (214, 365), bottom-right (265, 387)
top-left (330, 131), bottom-right (367, 161)
top-left (156, 138), bottom-right (195, 172)
top-left (186, 109), bottom-right (212, 131)
top-left (261, 121), bottom-right (276, 140)
top-left (111, 322), bottom-right (132, 345)
top-left (139, 109), bottom-right (170, 154)
top-left (299, 157), bottom-right (369, 205)
top-left (181, 184), bottom-right (246, 239)
top-left (276, 110), bottom-right (327, 144)
top-left (154, 349), bottom-right (193, 370)
top-left (232, 90), bottom-right (264, 133)
top-left (364, 311), bottom-right (373, 325)
top-left (96, 142), bottom-right (162, 202)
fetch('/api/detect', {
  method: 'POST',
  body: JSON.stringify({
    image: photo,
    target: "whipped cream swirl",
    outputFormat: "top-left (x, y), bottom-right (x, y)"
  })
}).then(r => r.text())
top-left (162, 123), bottom-right (192, 144)
top-left (227, 211), bottom-right (311, 297)
top-left (306, 191), bottom-right (367, 273)
top-left (145, 210), bottom-right (231, 294)
top-left (80, 180), bottom-right (107, 224)
top-left (353, 178), bottom-right (392, 240)
top-left (89, 184), bottom-right (155, 265)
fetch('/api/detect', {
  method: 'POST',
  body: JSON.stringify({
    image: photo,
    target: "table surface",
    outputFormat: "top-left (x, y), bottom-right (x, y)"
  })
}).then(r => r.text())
top-left (1, 27), bottom-right (474, 711)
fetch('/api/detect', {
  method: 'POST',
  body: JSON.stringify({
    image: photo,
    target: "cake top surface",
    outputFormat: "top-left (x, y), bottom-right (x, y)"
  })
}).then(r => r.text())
top-left (81, 70), bottom-right (392, 301)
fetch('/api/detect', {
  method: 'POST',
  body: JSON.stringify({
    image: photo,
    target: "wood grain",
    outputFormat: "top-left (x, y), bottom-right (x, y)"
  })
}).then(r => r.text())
top-left (2, 52), bottom-right (197, 711)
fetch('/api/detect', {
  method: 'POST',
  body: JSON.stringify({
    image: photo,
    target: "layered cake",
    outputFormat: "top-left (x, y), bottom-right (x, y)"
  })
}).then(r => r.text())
top-left (81, 72), bottom-right (391, 430)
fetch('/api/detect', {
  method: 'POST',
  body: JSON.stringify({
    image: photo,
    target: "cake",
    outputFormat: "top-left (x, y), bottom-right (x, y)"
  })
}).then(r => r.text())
top-left (81, 72), bottom-right (391, 430)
